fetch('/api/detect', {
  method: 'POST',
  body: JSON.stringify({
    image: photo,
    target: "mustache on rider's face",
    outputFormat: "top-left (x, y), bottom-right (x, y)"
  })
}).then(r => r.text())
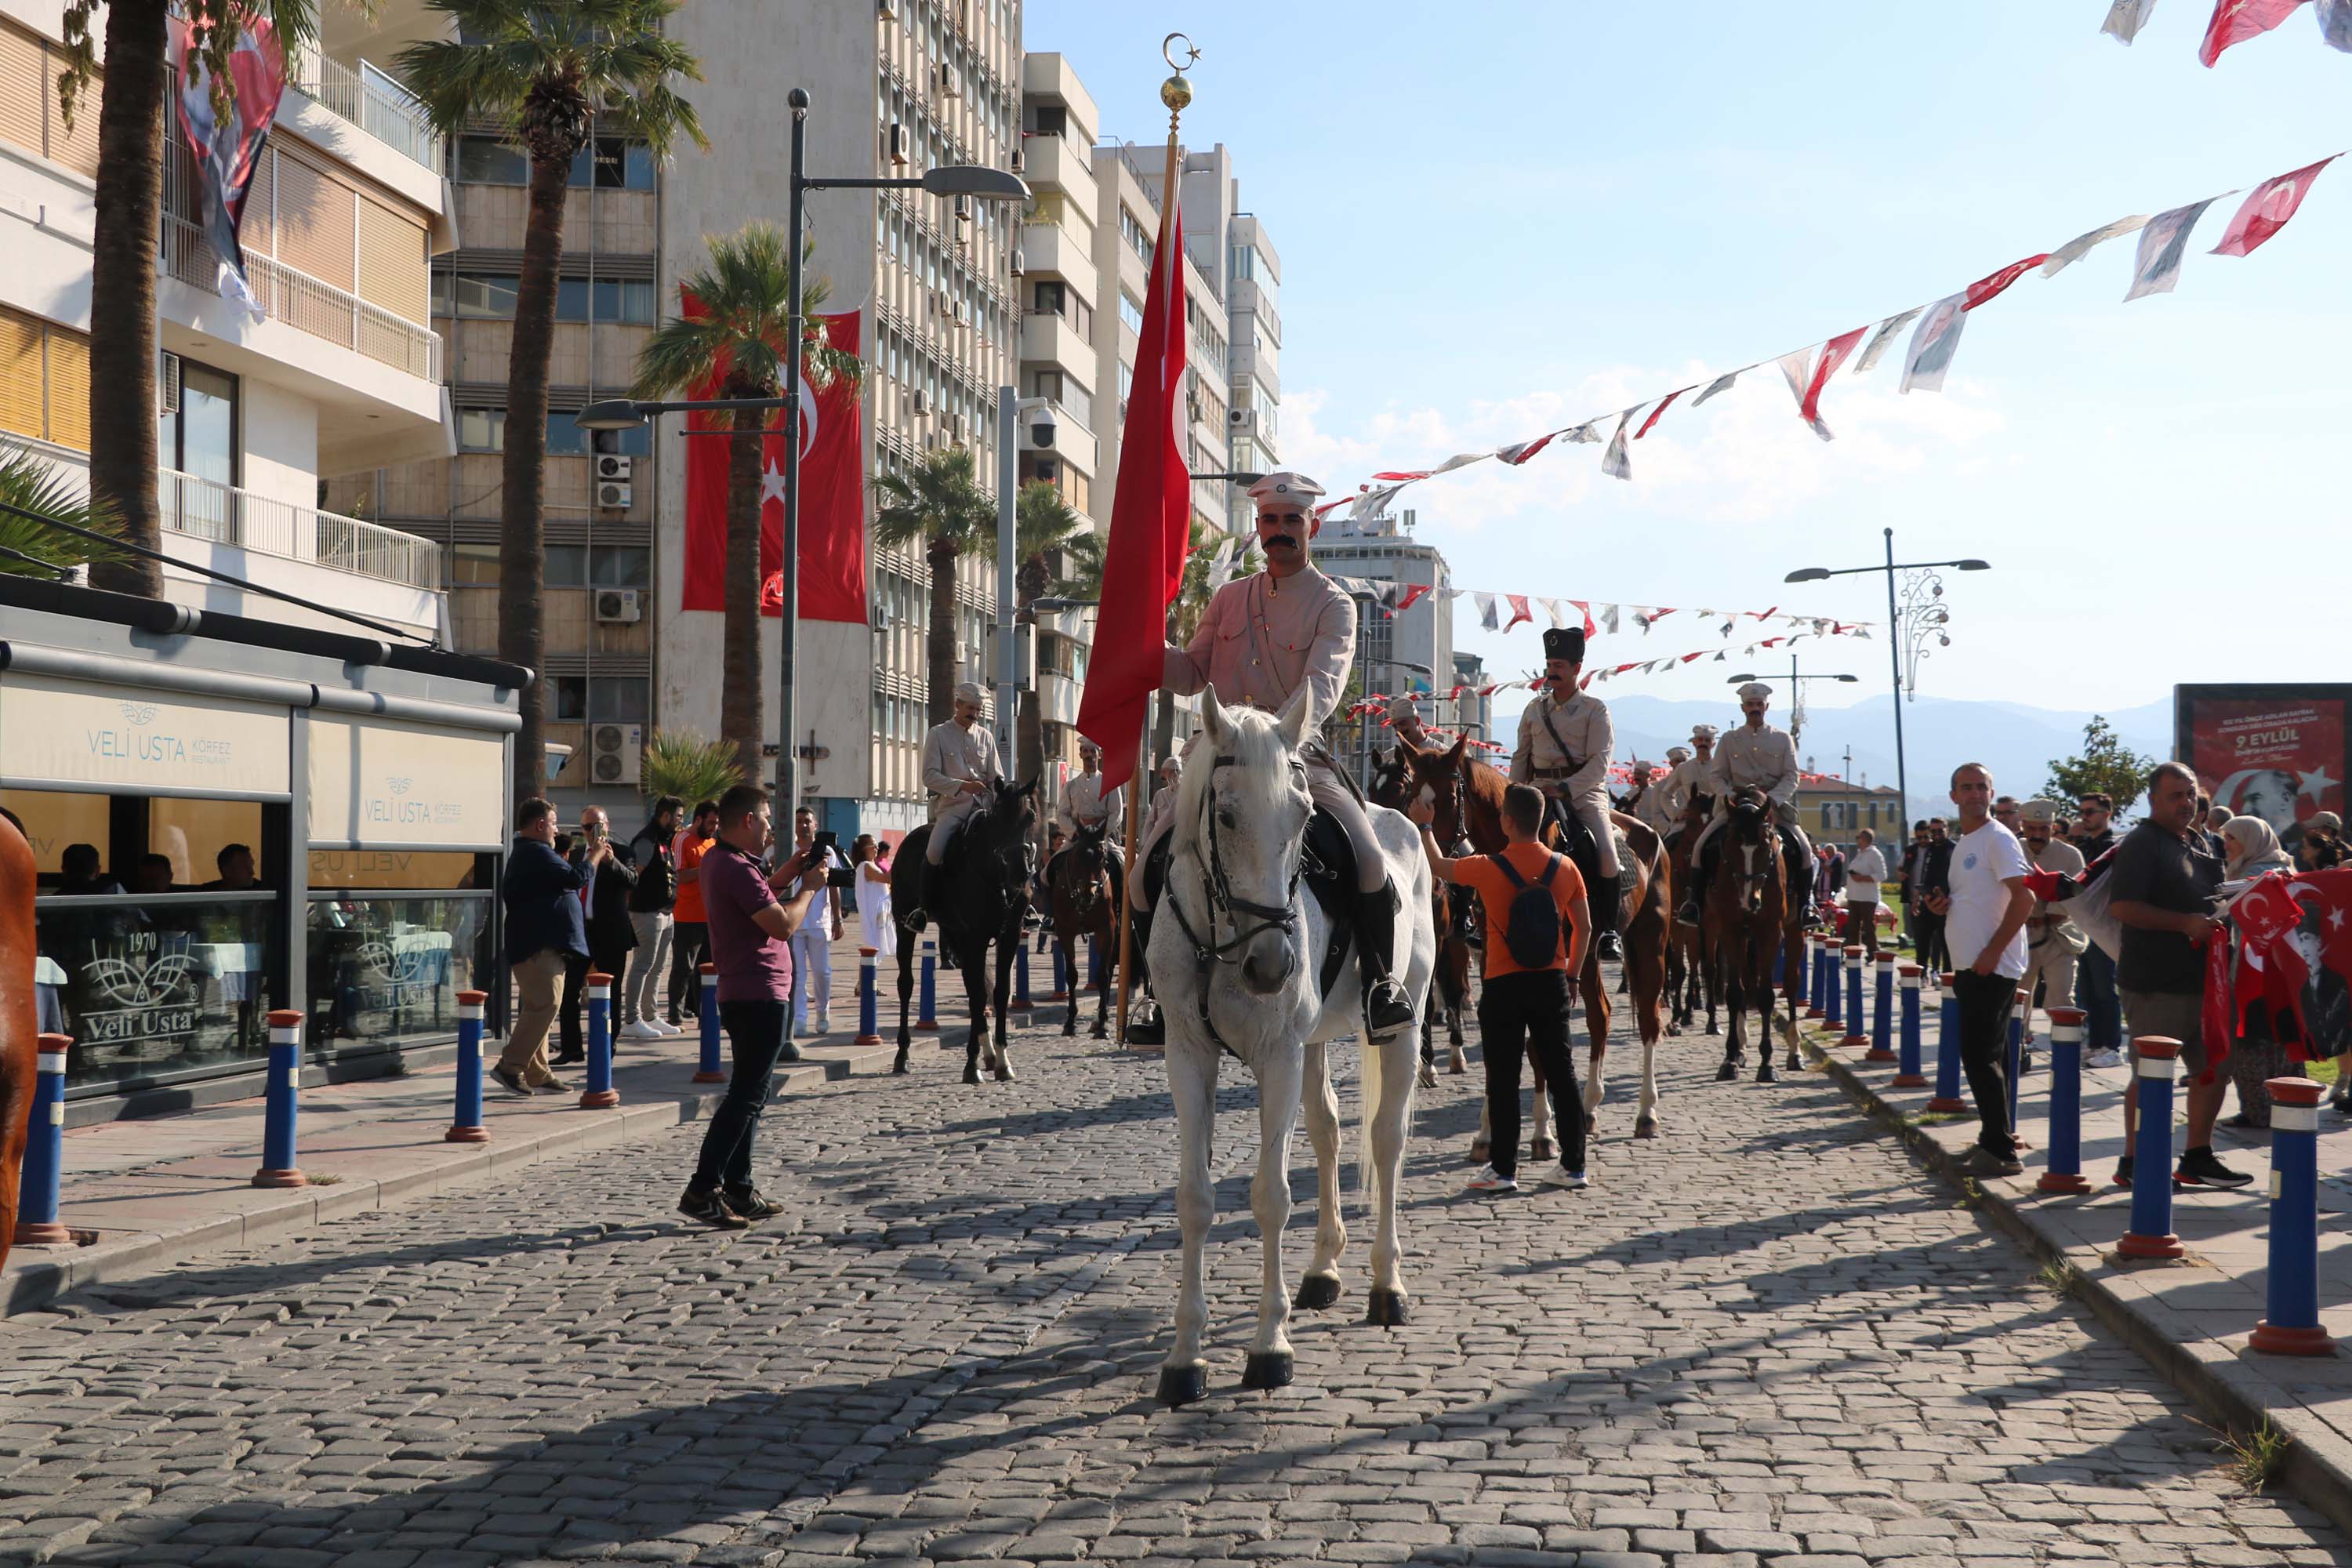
top-left (1261, 534), bottom-right (1299, 551)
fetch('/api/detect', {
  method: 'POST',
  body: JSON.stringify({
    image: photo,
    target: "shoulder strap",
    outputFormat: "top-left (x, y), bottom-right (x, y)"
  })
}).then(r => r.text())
top-left (1537, 854), bottom-right (1559, 890)
top-left (1491, 851), bottom-right (1530, 890)
top-left (1538, 699), bottom-right (1576, 771)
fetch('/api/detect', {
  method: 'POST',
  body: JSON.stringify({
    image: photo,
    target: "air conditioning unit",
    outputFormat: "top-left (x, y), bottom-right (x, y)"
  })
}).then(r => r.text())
top-left (590, 722), bottom-right (643, 786)
top-left (595, 480), bottom-right (633, 510)
top-left (877, 0), bottom-right (898, 18)
top-left (1228, 408), bottom-right (1256, 433)
top-left (951, 412), bottom-right (967, 441)
top-left (886, 122), bottom-right (909, 165)
top-left (938, 62), bottom-right (960, 98)
top-left (158, 350), bottom-right (182, 415)
top-left (910, 389), bottom-right (930, 418)
top-left (953, 194), bottom-right (971, 225)
top-left (594, 454), bottom-right (633, 482)
top-left (1007, 246), bottom-right (1026, 277)
top-left (594, 588), bottom-right (643, 624)
top-left (1009, 146), bottom-right (1024, 172)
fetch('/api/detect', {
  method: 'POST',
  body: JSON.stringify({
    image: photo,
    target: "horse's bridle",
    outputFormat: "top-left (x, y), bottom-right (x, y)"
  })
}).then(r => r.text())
top-left (1160, 752), bottom-right (1308, 1055)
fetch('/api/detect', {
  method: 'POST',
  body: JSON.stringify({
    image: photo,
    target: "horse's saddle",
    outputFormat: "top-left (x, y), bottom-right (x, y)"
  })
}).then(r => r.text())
top-left (1142, 807), bottom-right (1359, 1002)
top-left (1543, 800), bottom-right (1634, 927)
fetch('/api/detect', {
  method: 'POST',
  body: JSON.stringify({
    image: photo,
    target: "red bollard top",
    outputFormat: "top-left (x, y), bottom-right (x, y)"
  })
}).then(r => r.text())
top-left (586, 970), bottom-right (614, 987)
top-left (267, 1008), bottom-right (304, 1028)
top-left (2132, 1035), bottom-right (2181, 1060)
top-left (1843, 945), bottom-right (1864, 958)
top-left (1874, 951), bottom-right (1896, 966)
top-left (36, 1033), bottom-right (71, 1053)
top-left (1939, 972), bottom-right (1958, 987)
top-left (2014, 989), bottom-right (2032, 1007)
top-left (700, 961), bottom-right (718, 975)
top-left (2270, 1077), bottom-right (2325, 1107)
top-left (456, 989), bottom-right (488, 1006)
top-left (1898, 964), bottom-right (1922, 978)
top-left (2045, 1006), bottom-right (2086, 1025)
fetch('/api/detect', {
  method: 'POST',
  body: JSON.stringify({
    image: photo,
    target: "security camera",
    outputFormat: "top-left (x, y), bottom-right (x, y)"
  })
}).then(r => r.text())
top-left (1027, 404), bottom-right (1058, 449)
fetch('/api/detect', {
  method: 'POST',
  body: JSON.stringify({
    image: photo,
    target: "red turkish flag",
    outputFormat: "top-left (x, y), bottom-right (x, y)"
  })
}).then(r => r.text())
top-left (2212, 155), bottom-right (2338, 256)
top-left (1635, 387), bottom-right (1691, 439)
top-left (1799, 328), bottom-right (1866, 426)
top-left (681, 303), bottom-right (866, 623)
top-left (1963, 255), bottom-right (2051, 311)
top-left (1075, 151), bottom-right (1189, 792)
top-left (2200, 0), bottom-right (2308, 65)
top-left (1396, 583), bottom-right (1432, 612)
top-left (1503, 594), bottom-right (1534, 631)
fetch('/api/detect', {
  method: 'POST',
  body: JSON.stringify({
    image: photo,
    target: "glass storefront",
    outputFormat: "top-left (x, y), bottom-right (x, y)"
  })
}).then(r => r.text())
top-left (34, 891), bottom-right (278, 1087)
top-left (306, 892), bottom-right (493, 1053)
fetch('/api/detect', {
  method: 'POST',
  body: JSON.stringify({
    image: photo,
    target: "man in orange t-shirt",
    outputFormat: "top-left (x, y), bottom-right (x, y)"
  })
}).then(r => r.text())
top-left (663, 800), bottom-right (722, 1028)
top-left (1410, 781), bottom-right (1589, 1193)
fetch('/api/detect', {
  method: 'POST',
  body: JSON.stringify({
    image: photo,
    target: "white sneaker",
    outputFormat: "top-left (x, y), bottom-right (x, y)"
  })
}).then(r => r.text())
top-left (1540, 1167), bottom-right (1590, 1189)
top-left (646, 1017), bottom-right (681, 1037)
top-left (1465, 1165), bottom-right (1518, 1194)
top-left (621, 1020), bottom-right (661, 1041)
top-left (814, 1014), bottom-right (833, 1036)
top-left (2085, 1048), bottom-right (2124, 1069)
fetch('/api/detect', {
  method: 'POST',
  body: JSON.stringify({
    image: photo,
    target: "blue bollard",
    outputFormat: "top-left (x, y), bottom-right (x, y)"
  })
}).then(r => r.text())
top-left (14, 1034), bottom-right (72, 1245)
top-left (1823, 941), bottom-right (1846, 1033)
top-left (1867, 953), bottom-right (1897, 1062)
top-left (695, 964), bottom-right (726, 1082)
top-left (2120, 1036), bottom-right (2184, 1259)
top-left (855, 948), bottom-right (883, 1047)
top-left (1047, 932), bottom-right (1069, 1001)
top-left (1806, 934), bottom-right (1828, 1018)
top-left (1842, 947), bottom-right (1867, 1047)
top-left (1929, 974), bottom-right (1967, 1112)
top-left (253, 1008), bottom-right (307, 1188)
top-left (917, 936), bottom-right (941, 1032)
top-left (580, 971), bottom-right (619, 1108)
top-left (1893, 964), bottom-right (1927, 1087)
top-left (2252, 1076), bottom-right (2333, 1354)
top-left (2006, 988), bottom-right (2027, 1147)
top-left (446, 990), bottom-right (489, 1143)
top-left (1087, 934), bottom-right (1102, 989)
top-left (2038, 1006), bottom-right (2090, 1192)
top-left (1015, 936), bottom-right (1033, 1014)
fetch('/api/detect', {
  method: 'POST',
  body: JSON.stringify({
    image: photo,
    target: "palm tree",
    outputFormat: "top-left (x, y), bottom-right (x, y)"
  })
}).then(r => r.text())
top-left (61, 0), bottom-right (325, 599)
top-left (631, 224), bottom-right (858, 781)
top-left (1011, 481), bottom-right (1100, 799)
top-left (641, 729), bottom-right (742, 810)
top-left (1151, 520), bottom-right (1257, 782)
top-left (399, 0), bottom-right (705, 809)
top-left (0, 445), bottom-right (125, 579)
top-left (873, 446), bottom-right (996, 727)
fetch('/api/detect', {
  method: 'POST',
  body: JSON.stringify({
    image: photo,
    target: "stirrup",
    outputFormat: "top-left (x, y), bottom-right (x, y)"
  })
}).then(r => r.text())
top-left (1595, 930), bottom-right (1624, 960)
top-left (1675, 900), bottom-right (1701, 928)
top-left (1364, 978), bottom-right (1415, 1039)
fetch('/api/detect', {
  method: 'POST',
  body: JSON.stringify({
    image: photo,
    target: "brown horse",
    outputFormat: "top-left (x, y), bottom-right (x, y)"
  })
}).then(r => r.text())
top-left (1399, 736), bottom-right (1674, 1141)
top-left (1047, 821), bottom-right (1118, 1039)
top-left (1664, 796), bottom-right (1717, 1036)
top-left (0, 814), bottom-right (41, 1269)
top-left (1700, 786), bottom-right (1791, 1082)
top-left (1370, 746), bottom-right (1469, 1087)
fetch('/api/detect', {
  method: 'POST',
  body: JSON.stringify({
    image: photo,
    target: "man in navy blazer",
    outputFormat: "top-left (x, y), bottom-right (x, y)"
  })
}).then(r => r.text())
top-left (498, 797), bottom-right (592, 1095)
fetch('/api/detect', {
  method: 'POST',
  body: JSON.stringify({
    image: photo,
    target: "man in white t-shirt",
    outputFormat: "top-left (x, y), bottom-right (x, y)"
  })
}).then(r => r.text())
top-left (1845, 828), bottom-right (1888, 959)
top-left (1921, 761), bottom-right (2036, 1178)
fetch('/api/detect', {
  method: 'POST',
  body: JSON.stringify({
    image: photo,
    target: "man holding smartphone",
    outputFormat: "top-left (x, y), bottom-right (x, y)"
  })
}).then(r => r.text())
top-left (786, 806), bottom-right (846, 1038)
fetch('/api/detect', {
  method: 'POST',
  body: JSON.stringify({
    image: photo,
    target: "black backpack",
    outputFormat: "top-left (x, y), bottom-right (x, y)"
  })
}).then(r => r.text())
top-left (1490, 851), bottom-right (1563, 969)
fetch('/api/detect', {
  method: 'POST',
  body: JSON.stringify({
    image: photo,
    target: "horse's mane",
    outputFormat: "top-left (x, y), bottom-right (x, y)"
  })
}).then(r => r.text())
top-left (1174, 705), bottom-right (1289, 855)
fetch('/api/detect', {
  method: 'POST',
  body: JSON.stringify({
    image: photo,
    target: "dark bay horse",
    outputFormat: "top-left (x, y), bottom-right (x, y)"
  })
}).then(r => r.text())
top-left (1400, 736), bottom-right (1674, 1140)
top-left (0, 815), bottom-right (39, 1269)
top-left (890, 779), bottom-right (1037, 1083)
top-left (1370, 745), bottom-right (1470, 1086)
top-left (1702, 786), bottom-right (1792, 1083)
top-left (1664, 796), bottom-right (1717, 1036)
top-left (1047, 821), bottom-right (1118, 1039)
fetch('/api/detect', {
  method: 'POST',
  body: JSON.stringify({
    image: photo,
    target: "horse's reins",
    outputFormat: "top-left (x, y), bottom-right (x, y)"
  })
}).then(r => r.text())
top-left (1160, 753), bottom-right (1308, 1057)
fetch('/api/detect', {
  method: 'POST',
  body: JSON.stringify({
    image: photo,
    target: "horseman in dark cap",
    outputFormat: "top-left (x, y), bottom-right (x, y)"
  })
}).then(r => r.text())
top-left (1511, 626), bottom-right (1624, 961)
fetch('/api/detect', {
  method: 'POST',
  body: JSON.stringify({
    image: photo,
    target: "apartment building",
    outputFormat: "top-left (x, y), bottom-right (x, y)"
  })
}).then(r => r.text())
top-left (1311, 506), bottom-right (1458, 786)
top-left (2, 0), bottom-right (453, 642)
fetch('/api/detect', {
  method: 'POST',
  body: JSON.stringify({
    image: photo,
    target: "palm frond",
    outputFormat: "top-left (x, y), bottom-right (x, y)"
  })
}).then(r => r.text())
top-left (0, 445), bottom-right (126, 579)
top-left (873, 445), bottom-right (994, 559)
top-left (641, 729), bottom-right (743, 806)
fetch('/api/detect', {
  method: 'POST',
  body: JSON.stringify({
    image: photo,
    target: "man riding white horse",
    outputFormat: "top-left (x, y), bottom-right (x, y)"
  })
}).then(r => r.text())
top-left (1126, 470), bottom-right (1417, 1047)
top-left (1511, 626), bottom-right (1624, 962)
top-left (1676, 683), bottom-right (1810, 927)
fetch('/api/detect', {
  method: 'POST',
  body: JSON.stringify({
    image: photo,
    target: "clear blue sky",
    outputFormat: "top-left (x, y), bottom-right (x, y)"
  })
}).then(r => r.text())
top-left (1026, 1), bottom-right (2349, 731)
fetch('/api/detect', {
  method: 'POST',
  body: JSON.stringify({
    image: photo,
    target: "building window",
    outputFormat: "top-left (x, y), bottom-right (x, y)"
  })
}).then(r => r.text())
top-left (1118, 292), bottom-right (1143, 336)
top-left (453, 273), bottom-right (519, 319)
top-left (569, 138), bottom-right (658, 189)
top-left (542, 545), bottom-right (651, 588)
top-left (448, 543), bottom-right (500, 586)
top-left (556, 277), bottom-right (657, 324)
top-left (455, 136), bottom-right (528, 183)
top-left (158, 360), bottom-right (238, 486)
top-left (552, 676), bottom-right (651, 724)
top-left (456, 408), bottom-right (506, 452)
top-left (1120, 205), bottom-right (1154, 267)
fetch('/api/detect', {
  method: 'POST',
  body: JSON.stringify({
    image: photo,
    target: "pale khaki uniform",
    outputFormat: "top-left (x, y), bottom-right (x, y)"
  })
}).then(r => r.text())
top-left (2020, 837), bottom-right (2088, 1037)
top-left (922, 718), bottom-right (1000, 863)
top-left (1059, 772), bottom-right (1123, 836)
top-left (1692, 723), bottom-right (1802, 857)
top-left (1662, 753), bottom-right (1717, 833)
top-left (1511, 688), bottom-right (1621, 876)
top-left (1633, 768), bottom-right (1679, 837)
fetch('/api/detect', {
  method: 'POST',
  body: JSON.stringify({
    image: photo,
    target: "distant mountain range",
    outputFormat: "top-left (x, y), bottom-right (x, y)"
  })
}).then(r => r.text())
top-left (1522, 692), bottom-right (2174, 823)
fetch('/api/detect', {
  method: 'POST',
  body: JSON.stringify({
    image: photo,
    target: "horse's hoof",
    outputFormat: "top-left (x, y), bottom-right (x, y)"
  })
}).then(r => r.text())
top-left (1468, 1138), bottom-right (1490, 1164)
top-left (1448, 1050), bottom-right (1468, 1075)
top-left (993, 1062), bottom-right (1014, 1083)
top-left (1704, 1022), bottom-right (1721, 1036)
top-left (1715, 1060), bottom-right (1737, 1082)
top-left (891, 1050), bottom-right (910, 1076)
top-left (1634, 1116), bottom-right (1659, 1140)
top-left (1785, 1050), bottom-right (1802, 1072)
top-left (1758, 1062), bottom-right (1779, 1084)
top-left (1364, 1288), bottom-right (1410, 1327)
top-left (1666, 1022), bottom-right (1682, 1037)
top-left (1530, 1135), bottom-right (1554, 1163)
top-left (1156, 1364), bottom-right (1208, 1408)
top-left (1417, 1063), bottom-right (1438, 1090)
top-left (962, 1062), bottom-right (982, 1085)
top-left (1241, 1351), bottom-right (1294, 1391)
top-left (1294, 1272), bottom-right (1343, 1310)
top-left (1091, 1025), bottom-right (1109, 1040)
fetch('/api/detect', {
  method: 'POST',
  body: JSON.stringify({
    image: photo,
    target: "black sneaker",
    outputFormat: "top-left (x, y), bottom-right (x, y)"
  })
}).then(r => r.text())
top-left (777, 1038), bottom-right (804, 1065)
top-left (2112, 1156), bottom-right (2135, 1188)
top-left (679, 1186), bottom-right (750, 1229)
top-left (492, 1065), bottom-right (531, 1098)
top-left (724, 1187), bottom-right (783, 1221)
top-left (2175, 1148), bottom-right (2255, 1189)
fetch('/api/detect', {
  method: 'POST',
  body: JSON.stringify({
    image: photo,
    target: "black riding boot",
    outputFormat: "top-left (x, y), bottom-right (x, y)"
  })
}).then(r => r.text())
top-left (1124, 906), bottom-right (1163, 1046)
top-left (1357, 879), bottom-right (1416, 1039)
top-left (1590, 871), bottom-right (1624, 962)
top-left (1676, 844), bottom-right (1713, 928)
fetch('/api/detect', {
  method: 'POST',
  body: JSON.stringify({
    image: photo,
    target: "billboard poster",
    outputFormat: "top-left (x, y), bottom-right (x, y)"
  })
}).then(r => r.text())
top-left (2175, 684), bottom-right (2350, 858)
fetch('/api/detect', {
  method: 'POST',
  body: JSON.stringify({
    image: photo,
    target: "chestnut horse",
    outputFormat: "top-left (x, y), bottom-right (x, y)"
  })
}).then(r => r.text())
top-left (1664, 798), bottom-right (1717, 1036)
top-left (1702, 786), bottom-right (1793, 1081)
top-left (1398, 737), bottom-right (1674, 1140)
top-left (0, 814), bottom-right (40, 1269)
top-left (1047, 821), bottom-right (1119, 1039)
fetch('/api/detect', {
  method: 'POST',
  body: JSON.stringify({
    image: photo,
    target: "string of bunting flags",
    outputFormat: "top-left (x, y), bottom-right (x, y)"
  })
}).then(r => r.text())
top-left (1308, 143), bottom-right (2343, 518)
top-left (1265, 575), bottom-right (1879, 644)
top-left (2101, 0), bottom-right (2352, 64)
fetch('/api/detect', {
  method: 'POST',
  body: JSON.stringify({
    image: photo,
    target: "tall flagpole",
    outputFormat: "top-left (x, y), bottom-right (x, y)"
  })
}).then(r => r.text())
top-left (1116, 706), bottom-right (1146, 1046)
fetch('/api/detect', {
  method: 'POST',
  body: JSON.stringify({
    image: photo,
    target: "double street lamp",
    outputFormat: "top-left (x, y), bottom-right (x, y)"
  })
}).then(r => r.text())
top-left (1723, 659), bottom-right (1859, 750)
top-left (579, 87), bottom-right (1027, 804)
top-left (1784, 528), bottom-right (1990, 835)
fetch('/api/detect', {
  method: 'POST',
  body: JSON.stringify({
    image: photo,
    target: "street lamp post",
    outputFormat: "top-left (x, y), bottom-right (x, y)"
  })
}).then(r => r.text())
top-left (1784, 529), bottom-right (1989, 838)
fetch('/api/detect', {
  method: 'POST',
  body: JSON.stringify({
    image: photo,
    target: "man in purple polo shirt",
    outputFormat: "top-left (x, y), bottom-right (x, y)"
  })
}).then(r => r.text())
top-left (680, 783), bottom-right (829, 1229)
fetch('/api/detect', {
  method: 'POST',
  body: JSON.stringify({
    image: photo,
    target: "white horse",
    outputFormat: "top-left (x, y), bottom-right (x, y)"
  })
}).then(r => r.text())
top-left (1152, 685), bottom-right (1435, 1407)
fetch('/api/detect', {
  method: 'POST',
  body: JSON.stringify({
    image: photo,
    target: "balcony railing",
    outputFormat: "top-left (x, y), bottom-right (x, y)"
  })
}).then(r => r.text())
top-left (163, 215), bottom-right (442, 383)
top-left (285, 49), bottom-right (444, 176)
top-left (161, 467), bottom-right (440, 592)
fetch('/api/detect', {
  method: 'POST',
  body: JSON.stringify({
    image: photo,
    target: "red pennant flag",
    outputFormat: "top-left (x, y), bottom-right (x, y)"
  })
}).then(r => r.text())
top-left (1635, 387), bottom-right (1692, 439)
top-left (1679, 651), bottom-right (1706, 664)
top-left (1396, 583), bottom-right (1432, 612)
top-left (1963, 254), bottom-right (2051, 311)
top-left (1799, 328), bottom-right (1866, 426)
top-left (1370, 469), bottom-right (1430, 481)
top-left (1075, 151), bottom-right (1189, 792)
top-left (2212, 154), bottom-right (2337, 256)
top-left (1498, 433), bottom-right (1555, 465)
top-left (2200, 0), bottom-right (2307, 66)
top-left (1566, 600), bottom-right (1599, 638)
top-left (682, 301), bottom-right (868, 624)
top-left (1503, 593), bottom-right (1534, 631)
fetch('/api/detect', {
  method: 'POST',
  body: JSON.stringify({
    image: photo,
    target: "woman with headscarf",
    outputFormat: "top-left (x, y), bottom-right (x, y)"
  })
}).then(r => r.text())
top-left (2221, 815), bottom-right (2301, 1129)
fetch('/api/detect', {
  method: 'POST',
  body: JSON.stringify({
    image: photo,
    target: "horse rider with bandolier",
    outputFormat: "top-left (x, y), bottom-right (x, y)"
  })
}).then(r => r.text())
top-left (1676, 683), bottom-right (1808, 927)
top-left (1512, 626), bottom-right (1625, 963)
top-left (1126, 470), bottom-right (1417, 1047)
top-left (906, 680), bottom-right (1000, 926)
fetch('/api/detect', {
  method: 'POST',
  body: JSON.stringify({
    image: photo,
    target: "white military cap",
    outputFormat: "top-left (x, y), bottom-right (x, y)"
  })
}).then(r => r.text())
top-left (1691, 724), bottom-right (1719, 741)
top-left (2020, 797), bottom-right (2061, 825)
top-left (1667, 745), bottom-right (1692, 762)
top-left (953, 680), bottom-right (985, 705)
top-left (1737, 681), bottom-right (1773, 702)
top-left (1078, 736), bottom-right (1102, 756)
top-left (1386, 694), bottom-right (1419, 720)
top-left (1247, 470), bottom-right (1326, 507)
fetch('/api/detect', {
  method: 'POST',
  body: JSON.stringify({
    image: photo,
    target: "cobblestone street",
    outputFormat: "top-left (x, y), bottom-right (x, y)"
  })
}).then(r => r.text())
top-left (1, 1007), bottom-right (2347, 1568)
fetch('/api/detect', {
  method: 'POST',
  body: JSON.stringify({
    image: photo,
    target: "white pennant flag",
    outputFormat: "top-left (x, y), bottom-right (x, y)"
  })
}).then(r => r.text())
top-left (1776, 347), bottom-right (1835, 440)
top-left (1563, 421), bottom-right (1603, 445)
top-left (1601, 413), bottom-right (1633, 481)
top-left (2324, 0), bottom-right (2352, 49)
top-left (1203, 536), bottom-right (1239, 593)
top-left (1690, 368), bottom-right (1744, 406)
top-left (2101, 0), bottom-right (2158, 43)
top-left (1377, 581), bottom-right (1400, 607)
top-left (1431, 451), bottom-right (1489, 476)
top-left (2125, 197), bottom-right (2227, 301)
top-left (1900, 293), bottom-right (1968, 394)
top-left (1537, 597), bottom-right (1566, 628)
top-left (1853, 308), bottom-right (1924, 372)
top-left (1600, 603), bottom-right (1621, 633)
top-left (1474, 592), bottom-right (1500, 631)
top-left (2042, 214), bottom-right (2150, 277)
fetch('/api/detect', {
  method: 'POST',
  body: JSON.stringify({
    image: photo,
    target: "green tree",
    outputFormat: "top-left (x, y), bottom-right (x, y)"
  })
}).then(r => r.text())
top-left (2044, 715), bottom-right (2158, 817)
top-left (0, 445), bottom-right (125, 579)
top-left (641, 729), bottom-right (743, 809)
top-left (873, 446), bottom-right (996, 727)
top-left (399, 0), bottom-right (705, 809)
top-left (632, 223), bottom-right (858, 781)
top-left (1011, 481), bottom-right (1099, 796)
top-left (60, 0), bottom-right (333, 600)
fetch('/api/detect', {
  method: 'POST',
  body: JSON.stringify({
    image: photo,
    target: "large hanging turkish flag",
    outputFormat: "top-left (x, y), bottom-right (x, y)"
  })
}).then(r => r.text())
top-left (680, 307), bottom-right (866, 624)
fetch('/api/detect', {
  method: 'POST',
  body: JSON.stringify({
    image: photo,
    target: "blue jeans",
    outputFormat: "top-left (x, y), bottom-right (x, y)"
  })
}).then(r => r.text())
top-left (693, 998), bottom-right (797, 1193)
top-left (2074, 942), bottom-right (2122, 1054)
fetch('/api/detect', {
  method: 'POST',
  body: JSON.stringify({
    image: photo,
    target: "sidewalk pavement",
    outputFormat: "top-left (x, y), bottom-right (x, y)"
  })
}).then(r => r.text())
top-left (0, 931), bottom-right (1016, 1320)
top-left (1801, 973), bottom-right (2352, 1537)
